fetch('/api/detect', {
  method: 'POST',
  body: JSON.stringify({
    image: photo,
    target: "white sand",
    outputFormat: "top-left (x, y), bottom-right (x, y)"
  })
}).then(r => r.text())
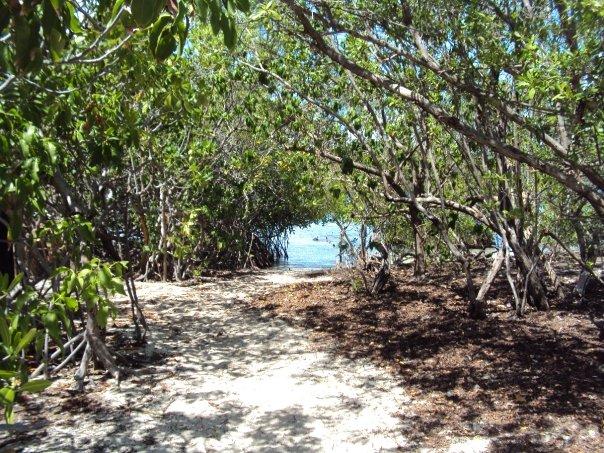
top-left (9, 270), bottom-right (491, 452)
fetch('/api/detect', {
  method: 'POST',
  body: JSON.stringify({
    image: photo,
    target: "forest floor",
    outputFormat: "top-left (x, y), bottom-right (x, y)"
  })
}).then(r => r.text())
top-left (4, 269), bottom-right (415, 452)
top-left (248, 267), bottom-right (604, 452)
top-left (2, 267), bottom-right (602, 452)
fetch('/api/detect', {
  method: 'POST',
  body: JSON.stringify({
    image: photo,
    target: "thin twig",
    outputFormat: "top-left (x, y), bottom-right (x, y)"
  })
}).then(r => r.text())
top-left (31, 333), bottom-right (84, 378)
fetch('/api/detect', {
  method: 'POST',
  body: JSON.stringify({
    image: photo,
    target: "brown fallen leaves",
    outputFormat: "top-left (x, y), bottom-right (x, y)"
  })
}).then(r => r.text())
top-left (248, 267), bottom-right (604, 451)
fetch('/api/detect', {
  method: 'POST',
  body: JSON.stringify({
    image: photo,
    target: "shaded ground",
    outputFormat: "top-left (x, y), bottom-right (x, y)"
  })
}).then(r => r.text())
top-left (2, 270), bottom-right (418, 452)
top-left (248, 267), bottom-right (604, 452)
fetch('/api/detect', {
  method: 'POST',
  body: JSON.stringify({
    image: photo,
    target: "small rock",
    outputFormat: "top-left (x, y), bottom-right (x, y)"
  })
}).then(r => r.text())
top-left (469, 421), bottom-right (484, 433)
top-left (144, 343), bottom-right (156, 359)
top-left (562, 435), bottom-right (572, 444)
top-left (189, 437), bottom-right (207, 452)
top-left (92, 442), bottom-right (106, 452)
top-left (142, 434), bottom-right (156, 446)
top-left (586, 427), bottom-right (599, 438)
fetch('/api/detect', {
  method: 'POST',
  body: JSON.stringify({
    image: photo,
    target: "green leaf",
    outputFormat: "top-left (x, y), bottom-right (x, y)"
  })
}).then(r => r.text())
top-left (99, 265), bottom-right (112, 288)
top-left (223, 16), bottom-right (237, 49)
top-left (131, 0), bottom-right (165, 28)
top-left (43, 312), bottom-right (62, 345)
top-left (447, 213), bottom-right (459, 229)
top-left (64, 2), bottom-right (83, 33)
top-left (235, 0), bottom-right (250, 13)
top-left (64, 296), bottom-right (78, 311)
top-left (96, 305), bottom-right (110, 328)
top-left (13, 15), bottom-right (42, 73)
top-left (340, 157), bottom-right (354, 175)
top-left (154, 27), bottom-right (177, 61)
top-left (209, 2), bottom-right (221, 34)
top-left (35, 332), bottom-right (45, 356)
top-left (48, 28), bottom-right (66, 61)
top-left (176, 16), bottom-right (190, 54)
top-left (7, 273), bottom-right (23, 293)
top-left (0, 318), bottom-right (10, 346)
top-left (0, 387), bottom-right (15, 423)
top-left (4, 407), bottom-right (14, 423)
top-left (0, 135), bottom-right (8, 154)
top-left (0, 387), bottom-right (15, 405)
top-left (10, 314), bottom-right (19, 333)
top-left (111, 0), bottom-right (126, 19)
top-left (41, 0), bottom-right (61, 36)
top-left (65, 272), bottom-right (77, 293)
top-left (175, 0), bottom-right (187, 23)
top-left (14, 328), bottom-right (37, 355)
top-left (20, 379), bottom-right (51, 393)
top-left (0, 370), bottom-right (19, 380)
top-left (196, 0), bottom-right (209, 22)
top-left (111, 277), bottom-right (126, 295)
top-left (4, 404), bottom-right (14, 424)
top-left (149, 13), bottom-right (173, 59)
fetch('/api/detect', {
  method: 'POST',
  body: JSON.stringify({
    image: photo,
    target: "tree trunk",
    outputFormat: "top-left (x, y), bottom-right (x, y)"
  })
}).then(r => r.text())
top-left (371, 260), bottom-right (390, 294)
top-left (410, 205), bottom-right (426, 276)
top-left (132, 199), bottom-right (150, 274)
top-left (159, 185), bottom-right (168, 282)
top-left (85, 309), bottom-right (121, 382)
top-left (464, 260), bottom-right (483, 319)
top-left (359, 223), bottom-right (367, 266)
top-left (508, 236), bottom-right (549, 310)
top-left (476, 249), bottom-right (505, 304)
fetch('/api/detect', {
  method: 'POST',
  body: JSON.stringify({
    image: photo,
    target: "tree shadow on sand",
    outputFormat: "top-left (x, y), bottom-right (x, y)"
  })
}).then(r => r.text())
top-left (7, 271), bottom-right (410, 452)
top-left (251, 271), bottom-right (603, 451)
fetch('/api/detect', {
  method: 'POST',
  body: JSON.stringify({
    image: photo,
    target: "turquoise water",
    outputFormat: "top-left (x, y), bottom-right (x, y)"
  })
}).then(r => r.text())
top-left (275, 222), bottom-right (362, 269)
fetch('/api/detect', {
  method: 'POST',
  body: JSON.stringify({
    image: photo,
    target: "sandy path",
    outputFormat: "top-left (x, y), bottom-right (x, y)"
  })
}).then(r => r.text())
top-left (8, 270), bottom-right (427, 452)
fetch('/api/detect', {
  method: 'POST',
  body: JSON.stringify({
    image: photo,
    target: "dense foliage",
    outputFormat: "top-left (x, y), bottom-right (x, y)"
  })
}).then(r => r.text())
top-left (245, 0), bottom-right (603, 315)
top-left (0, 0), bottom-right (602, 422)
top-left (0, 0), bottom-right (331, 421)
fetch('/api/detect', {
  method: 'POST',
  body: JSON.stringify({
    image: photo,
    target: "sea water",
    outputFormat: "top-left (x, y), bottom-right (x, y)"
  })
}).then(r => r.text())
top-left (275, 222), bottom-right (363, 269)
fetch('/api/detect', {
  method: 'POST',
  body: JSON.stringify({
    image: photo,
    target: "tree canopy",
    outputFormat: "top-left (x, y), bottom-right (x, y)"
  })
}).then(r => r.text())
top-left (1, 0), bottom-right (602, 422)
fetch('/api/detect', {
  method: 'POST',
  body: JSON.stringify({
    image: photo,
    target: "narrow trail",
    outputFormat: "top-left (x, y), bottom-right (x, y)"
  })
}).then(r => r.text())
top-left (10, 270), bottom-right (425, 452)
